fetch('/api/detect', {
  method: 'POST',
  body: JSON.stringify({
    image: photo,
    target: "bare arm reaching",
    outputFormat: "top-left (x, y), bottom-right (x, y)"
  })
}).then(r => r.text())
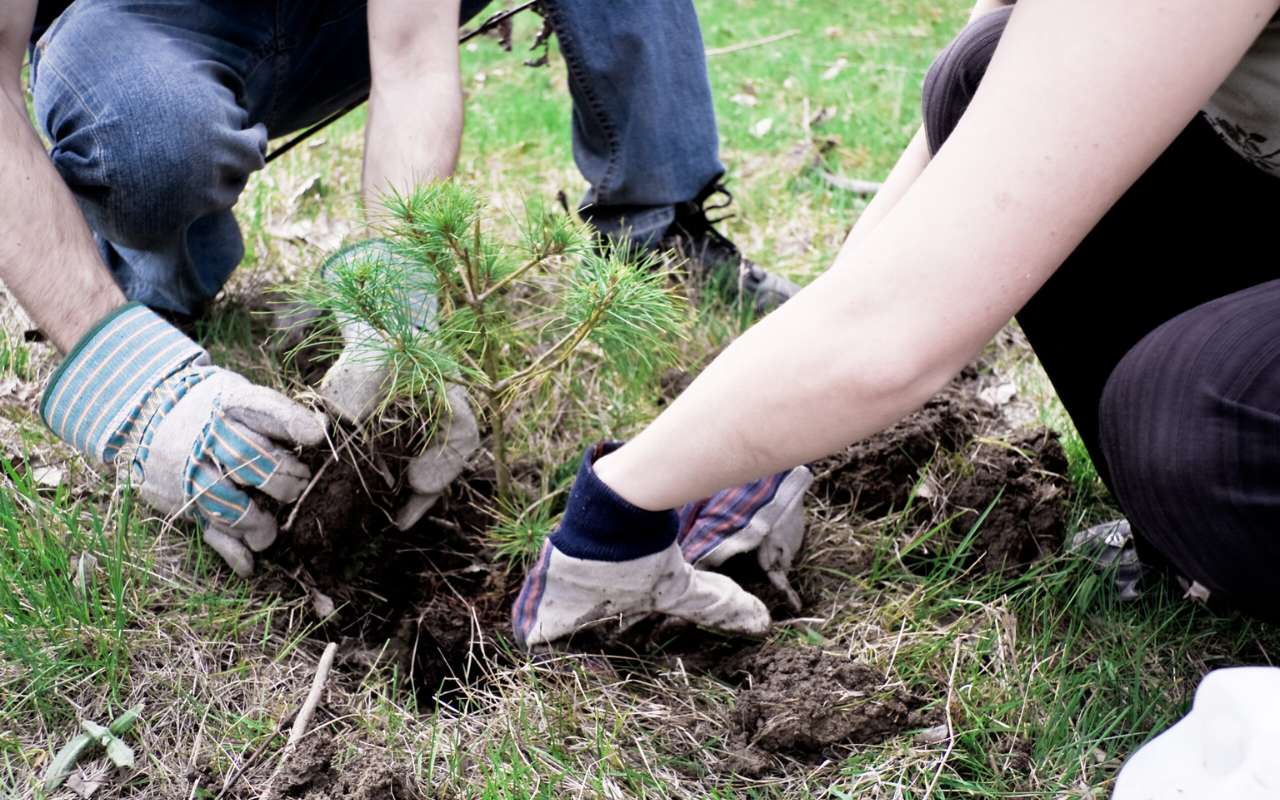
top-left (593, 0), bottom-right (1280, 510)
top-left (362, 0), bottom-right (463, 214)
top-left (0, 0), bottom-right (125, 352)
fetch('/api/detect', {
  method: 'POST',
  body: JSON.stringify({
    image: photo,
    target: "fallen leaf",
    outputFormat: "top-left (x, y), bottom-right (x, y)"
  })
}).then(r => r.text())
top-left (978, 382), bottom-right (1017, 407)
top-left (311, 590), bottom-right (337, 620)
top-left (914, 723), bottom-right (951, 745)
top-left (808, 105), bottom-right (837, 127)
top-left (66, 772), bottom-right (104, 799)
top-left (32, 465), bottom-right (64, 488)
top-left (729, 93), bottom-right (759, 107)
top-left (750, 117), bottom-right (774, 138)
top-left (288, 174), bottom-right (323, 208)
top-left (72, 552), bottom-right (99, 594)
top-left (822, 57), bottom-right (849, 81)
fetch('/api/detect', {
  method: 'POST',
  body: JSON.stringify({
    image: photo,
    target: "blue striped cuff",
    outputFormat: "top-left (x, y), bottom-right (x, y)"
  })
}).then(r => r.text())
top-left (549, 442), bottom-right (677, 562)
top-left (41, 303), bottom-right (205, 463)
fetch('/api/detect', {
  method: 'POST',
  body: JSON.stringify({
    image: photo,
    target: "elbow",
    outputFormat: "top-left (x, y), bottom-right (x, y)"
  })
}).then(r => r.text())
top-left (821, 332), bottom-right (969, 426)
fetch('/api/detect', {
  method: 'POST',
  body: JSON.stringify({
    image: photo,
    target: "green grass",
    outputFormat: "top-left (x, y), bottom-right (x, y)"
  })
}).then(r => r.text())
top-left (3, 1), bottom-right (1275, 798)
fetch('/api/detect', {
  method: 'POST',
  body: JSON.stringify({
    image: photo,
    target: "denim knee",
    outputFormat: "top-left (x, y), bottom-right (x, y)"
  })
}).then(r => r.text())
top-left (920, 6), bottom-right (1012, 155)
top-left (32, 16), bottom-right (266, 249)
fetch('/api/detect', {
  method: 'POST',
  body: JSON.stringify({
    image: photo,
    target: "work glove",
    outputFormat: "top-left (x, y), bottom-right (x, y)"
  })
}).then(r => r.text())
top-left (513, 443), bottom-right (792, 649)
top-left (41, 303), bottom-right (327, 576)
top-left (677, 465), bottom-right (814, 611)
top-left (315, 241), bottom-right (480, 528)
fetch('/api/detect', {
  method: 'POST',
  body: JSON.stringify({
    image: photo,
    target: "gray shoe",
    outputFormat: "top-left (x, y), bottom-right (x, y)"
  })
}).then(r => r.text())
top-left (1070, 518), bottom-right (1146, 601)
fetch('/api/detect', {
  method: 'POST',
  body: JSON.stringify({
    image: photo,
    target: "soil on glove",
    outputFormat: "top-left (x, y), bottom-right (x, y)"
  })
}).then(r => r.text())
top-left (725, 646), bottom-right (932, 762)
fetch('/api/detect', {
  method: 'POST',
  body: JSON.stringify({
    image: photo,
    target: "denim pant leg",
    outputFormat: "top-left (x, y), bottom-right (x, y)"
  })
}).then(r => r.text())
top-left (30, 1), bottom-right (276, 318)
top-left (540, 0), bottom-right (725, 245)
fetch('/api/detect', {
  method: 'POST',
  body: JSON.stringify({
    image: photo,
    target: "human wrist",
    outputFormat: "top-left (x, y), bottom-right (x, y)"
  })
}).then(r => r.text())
top-left (549, 443), bottom-right (677, 561)
top-left (591, 445), bottom-right (672, 512)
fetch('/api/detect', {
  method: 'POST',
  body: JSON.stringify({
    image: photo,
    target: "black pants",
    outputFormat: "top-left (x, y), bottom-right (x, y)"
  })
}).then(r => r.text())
top-left (924, 8), bottom-right (1280, 620)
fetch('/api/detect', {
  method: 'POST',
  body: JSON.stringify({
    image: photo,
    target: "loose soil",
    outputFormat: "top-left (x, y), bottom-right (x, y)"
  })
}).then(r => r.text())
top-left (813, 365), bottom-right (1070, 577)
top-left (261, 428), bottom-right (511, 707)
top-left (726, 646), bottom-right (931, 760)
top-left (270, 738), bottom-right (419, 800)
top-left (258, 340), bottom-right (1070, 782)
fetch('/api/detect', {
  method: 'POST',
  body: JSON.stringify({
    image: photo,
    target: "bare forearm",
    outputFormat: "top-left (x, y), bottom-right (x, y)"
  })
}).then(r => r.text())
top-left (362, 78), bottom-right (462, 212)
top-left (0, 87), bottom-right (125, 352)
top-left (596, 0), bottom-right (1279, 510)
top-left (362, 0), bottom-right (463, 218)
top-left (843, 127), bottom-right (931, 251)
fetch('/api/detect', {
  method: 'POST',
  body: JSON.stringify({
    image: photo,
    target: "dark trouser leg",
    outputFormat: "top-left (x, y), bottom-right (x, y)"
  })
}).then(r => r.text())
top-left (1099, 283), bottom-right (1280, 621)
top-left (921, 10), bottom-right (1280, 612)
top-left (539, 0), bottom-right (726, 246)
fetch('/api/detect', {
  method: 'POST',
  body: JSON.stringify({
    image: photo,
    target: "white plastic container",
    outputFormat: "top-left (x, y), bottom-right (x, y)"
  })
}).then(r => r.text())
top-left (1113, 666), bottom-right (1280, 798)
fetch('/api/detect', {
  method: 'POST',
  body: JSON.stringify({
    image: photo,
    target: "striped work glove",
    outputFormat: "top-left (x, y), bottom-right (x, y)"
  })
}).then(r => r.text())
top-left (677, 465), bottom-right (813, 611)
top-left (42, 303), bottom-right (327, 576)
top-left (512, 443), bottom-right (809, 649)
top-left (316, 242), bottom-right (480, 529)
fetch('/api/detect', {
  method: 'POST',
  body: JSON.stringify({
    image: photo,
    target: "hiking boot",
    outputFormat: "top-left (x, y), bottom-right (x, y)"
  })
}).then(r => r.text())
top-left (660, 185), bottom-right (800, 314)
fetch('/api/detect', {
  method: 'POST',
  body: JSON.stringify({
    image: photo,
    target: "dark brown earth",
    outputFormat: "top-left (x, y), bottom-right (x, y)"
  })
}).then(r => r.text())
top-left (728, 647), bottom-right (928, 756)
top-left (261, 431), bottom-right (511, 707)
top-left (813, 366), bottom-right (1070, 577)
top-left (256, 341), bottom-right (1069, 784)
top-left (271, 738), bottom-right (420, 800)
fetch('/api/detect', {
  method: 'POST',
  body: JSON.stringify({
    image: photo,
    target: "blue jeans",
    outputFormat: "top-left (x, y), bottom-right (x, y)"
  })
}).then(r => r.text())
top-left (30, 0), bottom-right (724, 317)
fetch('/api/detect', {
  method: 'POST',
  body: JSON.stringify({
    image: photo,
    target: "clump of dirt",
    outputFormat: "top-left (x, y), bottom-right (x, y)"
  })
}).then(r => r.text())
top-left (725, 647), bottom-right (931, 761)
top-left (260, 429), bottom-right (510, 705)
top-left (270, 738), bottom-right (420, 800)
top-left (813, 367), bottom-right (1070, 578)
top-left (814, 366), bottom-right (998, 517)
top-left (935, 427), bottom-right (1070, 576)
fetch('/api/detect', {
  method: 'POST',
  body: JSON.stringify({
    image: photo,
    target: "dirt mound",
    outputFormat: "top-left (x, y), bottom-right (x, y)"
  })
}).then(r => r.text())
top-left (726, 647), bottom-right (929, 759)
top-left (260, 432), bottom-right (510, 705)
top-left (938, 427), bottom-right (1069, 575)
top-left (814, 366), bottom-right (998, 517)
top-left (814, 367), bottom-right (1070, 578)
top-left (271, 738), bottom-right (419, 800)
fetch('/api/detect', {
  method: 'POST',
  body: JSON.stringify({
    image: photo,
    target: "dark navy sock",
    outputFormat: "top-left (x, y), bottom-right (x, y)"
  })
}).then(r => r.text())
top-left (549, 442), bottom-right (677, 561)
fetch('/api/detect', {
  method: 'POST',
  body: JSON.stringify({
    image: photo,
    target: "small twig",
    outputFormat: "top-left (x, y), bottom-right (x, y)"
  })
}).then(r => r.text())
top-left (476, 253), bottom-right (555, 302)
top-left (923, 639), bottom-right (963, 799)
top-left (258, 642), bottom-right (338, 800)
top-left (706, 29), bottom-right (800, 57)
top-left (817, 170), bottom-right (883, 195)
top-left (281, 456), bottom-right (335, 533)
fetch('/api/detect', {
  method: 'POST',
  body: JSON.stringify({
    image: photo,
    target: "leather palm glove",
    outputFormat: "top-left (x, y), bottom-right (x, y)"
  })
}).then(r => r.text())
top-left (512, 443), bottom-right (789, 649)
top-left (42, 303), bottom-right (327, 576)
top-left (315, 241), bottom-right (480, 529)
